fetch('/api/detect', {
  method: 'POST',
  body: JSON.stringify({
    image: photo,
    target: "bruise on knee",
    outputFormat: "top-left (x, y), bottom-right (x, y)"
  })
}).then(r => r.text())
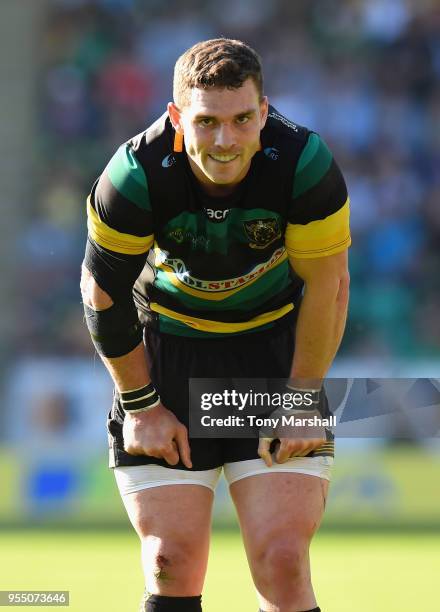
top-left (153, 554), bottom-right (172, 582)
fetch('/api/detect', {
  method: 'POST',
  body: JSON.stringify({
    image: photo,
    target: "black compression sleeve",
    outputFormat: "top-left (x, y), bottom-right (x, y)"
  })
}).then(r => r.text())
top-left (84, 237), bottom-right (147, 303)
top-left (83, 303), bottom-right (143, 358)
top-left (82, 238), bottom-right (149, 357)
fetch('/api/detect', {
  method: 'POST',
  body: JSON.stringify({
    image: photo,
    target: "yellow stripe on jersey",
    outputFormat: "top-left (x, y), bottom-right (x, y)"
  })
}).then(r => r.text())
top-left (87, 197), bottom-right (154, 255)
top-left (285, 197), bottom-right (351, 259)
top-left (154, 246), bottom-right (288, 301)
top-left (149, 302), bottom-right (294, 333)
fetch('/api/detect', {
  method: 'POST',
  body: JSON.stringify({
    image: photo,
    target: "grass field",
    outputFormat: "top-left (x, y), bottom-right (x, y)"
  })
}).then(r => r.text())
top-left (0, 530), bottom-right (438, 611)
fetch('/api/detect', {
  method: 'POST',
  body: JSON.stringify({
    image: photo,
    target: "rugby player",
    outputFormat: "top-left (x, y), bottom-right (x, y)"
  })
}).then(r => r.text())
top-left (81, 38), bottom-right (350, 612)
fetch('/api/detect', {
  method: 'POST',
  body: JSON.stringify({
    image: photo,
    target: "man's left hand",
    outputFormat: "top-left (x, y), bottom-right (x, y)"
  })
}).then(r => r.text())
top-left (258, 416), bottom-right (327, 467)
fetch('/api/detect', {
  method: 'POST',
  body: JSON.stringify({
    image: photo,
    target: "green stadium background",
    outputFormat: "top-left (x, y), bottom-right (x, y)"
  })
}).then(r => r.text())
top-left (0, 1), bottom-right (439, 611)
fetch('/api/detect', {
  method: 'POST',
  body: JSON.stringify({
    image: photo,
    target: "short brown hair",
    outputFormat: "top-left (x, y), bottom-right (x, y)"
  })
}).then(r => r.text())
top-left (173, 38), bottom-right (264, 107)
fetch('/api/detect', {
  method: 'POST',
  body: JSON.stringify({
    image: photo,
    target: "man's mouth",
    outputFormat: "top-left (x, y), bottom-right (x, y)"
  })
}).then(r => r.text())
top-left (208, 154), bottom-right (239, 163)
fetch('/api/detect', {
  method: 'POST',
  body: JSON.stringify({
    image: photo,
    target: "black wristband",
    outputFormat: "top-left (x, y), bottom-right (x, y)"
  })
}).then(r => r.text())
top-left (120, 383), bottom-right (160, 413)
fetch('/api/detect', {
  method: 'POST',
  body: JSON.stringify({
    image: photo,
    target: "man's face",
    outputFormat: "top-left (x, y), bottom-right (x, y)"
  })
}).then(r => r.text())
top-left (168, 78), bottom-right (268, 194)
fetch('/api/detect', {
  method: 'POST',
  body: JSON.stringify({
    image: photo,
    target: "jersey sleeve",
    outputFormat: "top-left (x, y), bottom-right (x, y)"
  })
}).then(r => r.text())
top-left (285, 133), bottom-right (351, 259)
top-left (87, 142), bottom-right (154, 254)
top-left (84, 143), bottom-right (154, 300)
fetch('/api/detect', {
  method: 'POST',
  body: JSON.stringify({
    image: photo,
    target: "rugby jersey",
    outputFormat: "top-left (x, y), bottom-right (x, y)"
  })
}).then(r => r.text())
top-left (86, 107), bottom-right (350, 337)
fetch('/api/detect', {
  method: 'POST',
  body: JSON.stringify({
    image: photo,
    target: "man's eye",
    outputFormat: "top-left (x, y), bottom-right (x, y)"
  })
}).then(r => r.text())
top-left (199, 118), bottom-right (213, 127)
top-left (236, 116), bottom-right (250, 124)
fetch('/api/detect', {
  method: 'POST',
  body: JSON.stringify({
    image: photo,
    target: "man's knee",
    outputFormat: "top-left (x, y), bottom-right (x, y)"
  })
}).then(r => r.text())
top-left (142, 536), bottom-right (207, 594)
top-left (252, 535), bottom-right (314, 610)
top-left (146, 542), bottom-right (194, 582)
top-left (256, 536), bottom-right (310, 582)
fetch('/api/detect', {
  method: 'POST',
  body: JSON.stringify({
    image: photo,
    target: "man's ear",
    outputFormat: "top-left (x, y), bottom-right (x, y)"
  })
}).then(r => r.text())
top-left (167, 102), bottom-right (184, 134)
top-left (260, 96), bottom-right (269, 129)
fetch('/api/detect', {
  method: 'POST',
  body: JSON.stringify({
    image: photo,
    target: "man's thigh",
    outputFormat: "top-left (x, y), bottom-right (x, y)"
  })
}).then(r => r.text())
top-left (230, 472), bottom-right (328, 610)
top-left (120, 483), bottom-right (215, 596)
top-left (230, 472), bottom-right (328, 563)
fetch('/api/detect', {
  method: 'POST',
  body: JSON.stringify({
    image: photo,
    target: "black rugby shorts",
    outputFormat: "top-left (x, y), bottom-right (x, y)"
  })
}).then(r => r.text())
top-left (107, 314), bottom-right (330, 470)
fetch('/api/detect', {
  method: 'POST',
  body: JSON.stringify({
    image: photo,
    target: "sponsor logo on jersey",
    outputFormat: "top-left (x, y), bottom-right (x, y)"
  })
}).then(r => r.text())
top-left (167, 228), bottom-right (211, 250)
top-left (204, 208), bottom-right (230, 221)
top-left (268, 111), bottom-right (298, 132)
top-left (243, 218), bottom-right (282, 249)
top-left (157, 246), bottom-right (285, 292)
top-left (162, 154), bottom-right (176, 168)
top-left (263, 147), bottom-right (279, 161)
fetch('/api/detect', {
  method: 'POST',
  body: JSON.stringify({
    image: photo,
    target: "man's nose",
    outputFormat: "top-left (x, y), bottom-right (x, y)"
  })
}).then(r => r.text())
top-left (214, 123), bottom-right (235, 149)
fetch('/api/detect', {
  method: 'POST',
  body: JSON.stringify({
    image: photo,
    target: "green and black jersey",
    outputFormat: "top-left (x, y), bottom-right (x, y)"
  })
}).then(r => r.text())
top-left (85, 107), bottom-right (350, 338)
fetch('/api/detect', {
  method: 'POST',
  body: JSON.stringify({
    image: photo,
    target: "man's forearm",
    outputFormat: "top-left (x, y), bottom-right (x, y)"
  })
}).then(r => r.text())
top-left (100, 341), bottom-right (152, 392)
top-left (290, 278), bottom-right (349, 381)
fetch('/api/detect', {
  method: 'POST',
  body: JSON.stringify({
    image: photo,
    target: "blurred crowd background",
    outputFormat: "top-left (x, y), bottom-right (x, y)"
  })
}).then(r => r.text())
top-left (19, 0), bottom-right (440, 360)
top-left (0, 0), bottom-right (439, 527)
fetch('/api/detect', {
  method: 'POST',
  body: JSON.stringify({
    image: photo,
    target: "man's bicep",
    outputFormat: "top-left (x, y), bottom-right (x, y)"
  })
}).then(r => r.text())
top-left (289, 249), bottom-right (349, 283)
top-left (85, 143), bottom-right (154, 300)
top-left (83, 237), bottom-right (149, 302)
top-left (286, 132), bottom-right (351, 269)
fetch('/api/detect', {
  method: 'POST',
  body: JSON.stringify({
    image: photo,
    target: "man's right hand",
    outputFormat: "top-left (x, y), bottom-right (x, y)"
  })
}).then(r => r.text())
top-left (123, 403), bottom-right (192, 469)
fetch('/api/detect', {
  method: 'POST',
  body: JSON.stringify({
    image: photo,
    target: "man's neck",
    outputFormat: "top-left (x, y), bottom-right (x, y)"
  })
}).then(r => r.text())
top-left (199, 182), bottom-right (238, 198)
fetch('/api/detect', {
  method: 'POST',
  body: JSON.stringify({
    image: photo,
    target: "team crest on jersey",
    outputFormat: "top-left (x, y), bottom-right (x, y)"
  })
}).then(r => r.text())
top-left (243, 218), bottom-right (282, 249)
